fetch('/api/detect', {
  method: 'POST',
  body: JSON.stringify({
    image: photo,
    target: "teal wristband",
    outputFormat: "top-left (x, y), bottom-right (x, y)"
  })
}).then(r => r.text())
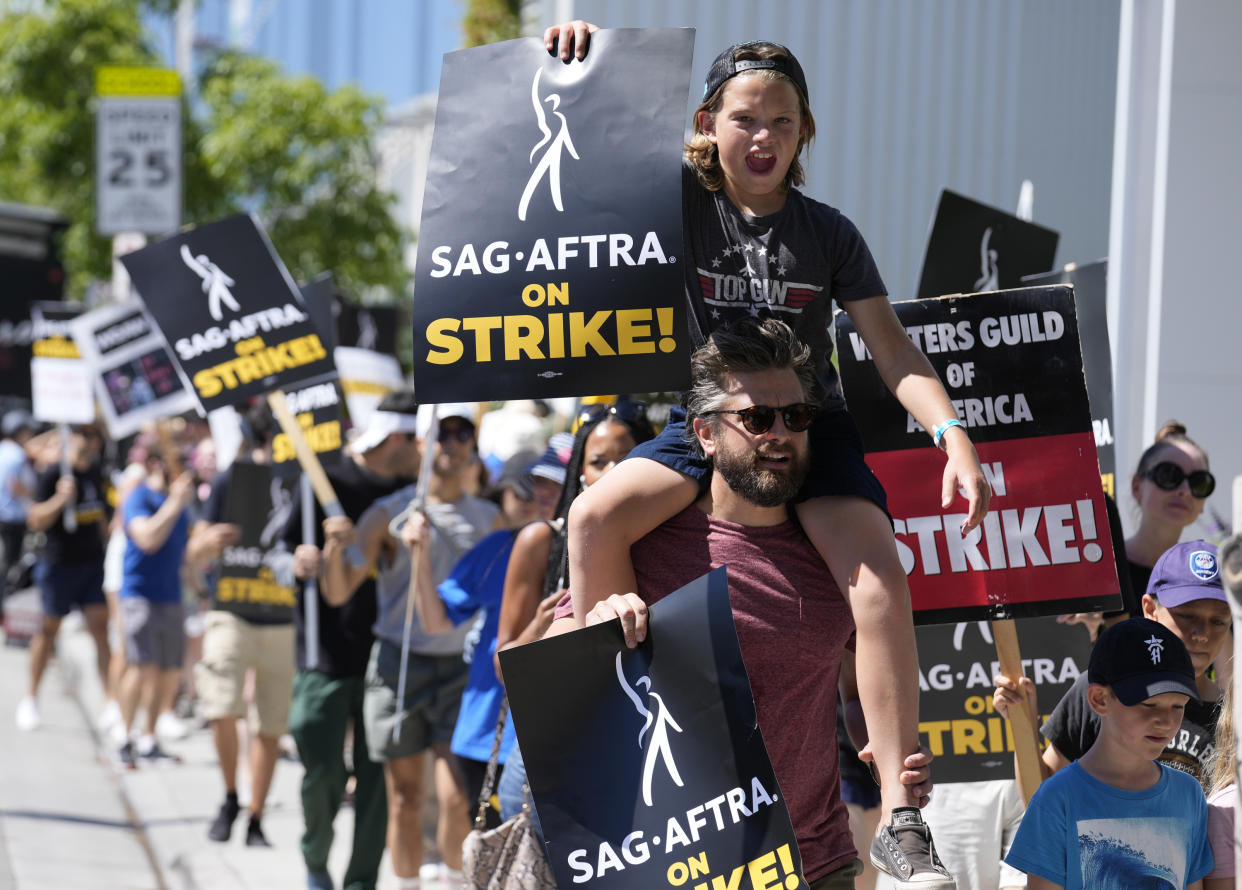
top-left (932, 418), bottom-right (965, 449)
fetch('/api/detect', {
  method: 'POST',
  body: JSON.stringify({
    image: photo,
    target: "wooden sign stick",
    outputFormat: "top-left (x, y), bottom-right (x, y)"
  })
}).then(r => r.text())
top-left (991, 618), bottom-right (1044, 803)
top-left (266, 389), bottom-right (362, 566)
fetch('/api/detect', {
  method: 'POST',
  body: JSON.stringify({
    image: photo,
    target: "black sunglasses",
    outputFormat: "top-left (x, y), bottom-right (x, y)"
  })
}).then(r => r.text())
top-left (575, 401), bottom-right (648, 430)
top-left (700, 403), bottom-right (816, 435)
top-left (437, 425), bottom-right (474, 443)
top-left (1145, 461), bottom-right (1216, 499)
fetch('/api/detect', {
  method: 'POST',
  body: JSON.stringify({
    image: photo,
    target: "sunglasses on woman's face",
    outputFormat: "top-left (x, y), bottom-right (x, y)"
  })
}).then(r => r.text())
top-left (700, 403), bottom-right (816, 435)
top-left (575, 401), bottom-right (648, 429)
top-left (1144, 461), bottom-right (1216, 499)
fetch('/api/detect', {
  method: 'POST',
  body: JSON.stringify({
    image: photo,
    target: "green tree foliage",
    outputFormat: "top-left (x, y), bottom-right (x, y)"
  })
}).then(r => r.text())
top-left (463, 0), bottom-right (520, 48)
top-left (0, 0), bottom-right (408, 301)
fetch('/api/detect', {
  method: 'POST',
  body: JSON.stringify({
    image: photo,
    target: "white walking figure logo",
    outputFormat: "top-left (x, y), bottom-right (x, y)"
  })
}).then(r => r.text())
top-left (973, 226), bottom-right (999, 292)
top-left (517, 68), bottom-right (579, 222)
top-left (615, 652), bottom-right (684, 807)
top-left (180, 244), bottom-right (240, 321)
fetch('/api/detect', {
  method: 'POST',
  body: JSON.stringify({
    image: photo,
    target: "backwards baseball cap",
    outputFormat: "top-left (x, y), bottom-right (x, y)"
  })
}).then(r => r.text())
top-left (1088, 617), bottom-right (1199, 706)
top-left (703, 42), bottom-right (809, 102)
top-left (1147, 540), bottom-right (1225, 608)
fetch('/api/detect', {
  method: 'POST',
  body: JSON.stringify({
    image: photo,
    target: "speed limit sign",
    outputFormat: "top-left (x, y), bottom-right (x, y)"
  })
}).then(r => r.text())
top-left (96, 67), bottom-right (182, 236)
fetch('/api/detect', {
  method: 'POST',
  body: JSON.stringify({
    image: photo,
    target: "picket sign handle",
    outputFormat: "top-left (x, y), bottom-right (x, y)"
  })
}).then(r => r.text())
top-left (265, 390), bottom-right (362, 566)
top-left (58, 424), bottom-right (77, 533)
top-left (155, 419), bottom-right (184, 479)
top-left (389, 404), bottom-right (439, 744)
top-left (991, 618), bottom-right (1043, 804)
top-left (301, 474), bottom-right (319, 671)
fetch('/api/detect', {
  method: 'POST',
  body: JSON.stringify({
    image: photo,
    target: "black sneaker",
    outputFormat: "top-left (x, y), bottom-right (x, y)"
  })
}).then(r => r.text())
top-left (116, 740), bottom-right (137, 771)
top-left (246, 816), bottom-right (271, 848)
top-left (870, 807), bottom-right (956, 889)
top-left (208, 796), bottom-right (241, 842)
top-left (138, 740), bottom-right (182, 766)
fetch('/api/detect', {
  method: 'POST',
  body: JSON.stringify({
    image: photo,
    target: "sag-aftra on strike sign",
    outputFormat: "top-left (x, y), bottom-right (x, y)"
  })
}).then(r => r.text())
top-left (412, 29), bottom-right (695, 402)
top-left (121, 215), bottom-right (335, 413)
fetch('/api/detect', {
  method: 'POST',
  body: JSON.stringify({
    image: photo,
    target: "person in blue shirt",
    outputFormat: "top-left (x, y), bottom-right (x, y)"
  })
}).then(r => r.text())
top-left (1004, 617), bottom-right (1213, 889)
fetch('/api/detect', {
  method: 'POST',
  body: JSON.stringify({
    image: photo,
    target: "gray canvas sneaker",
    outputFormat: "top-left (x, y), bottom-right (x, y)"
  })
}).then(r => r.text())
top-left (870, 807), bottom-right (956, 889)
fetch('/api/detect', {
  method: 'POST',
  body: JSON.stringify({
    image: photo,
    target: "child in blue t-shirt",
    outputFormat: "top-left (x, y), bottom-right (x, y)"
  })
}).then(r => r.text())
top-left (1005, 617), bottom-right (1213, 889)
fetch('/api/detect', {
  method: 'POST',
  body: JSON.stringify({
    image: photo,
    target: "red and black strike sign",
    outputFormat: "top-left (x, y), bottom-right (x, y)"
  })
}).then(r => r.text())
top-left (835, 286), bottom-right (1122, 624)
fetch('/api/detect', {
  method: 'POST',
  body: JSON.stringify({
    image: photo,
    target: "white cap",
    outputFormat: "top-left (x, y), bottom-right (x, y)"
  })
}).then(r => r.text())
top-left (350, 410), bottom-right (420, 453)
top-left (416, 402), bottom-right (477, 438)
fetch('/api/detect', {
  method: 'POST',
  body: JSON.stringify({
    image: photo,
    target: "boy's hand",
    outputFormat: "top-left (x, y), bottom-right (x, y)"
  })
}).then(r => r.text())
top-left (940, 427), bottom-right (990, 532)
top-left (993, 673), bottom-right (1038, 725)
top-left (544, 20), bottom-right (599, 61)
top-left (857, 743), bottom-right (935, 807)
top-left (585, 592), bottom-right (647, 648)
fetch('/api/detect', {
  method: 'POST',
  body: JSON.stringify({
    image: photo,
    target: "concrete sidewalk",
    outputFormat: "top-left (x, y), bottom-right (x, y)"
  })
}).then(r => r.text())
top-left (1, 591), bottom-right (403, 890)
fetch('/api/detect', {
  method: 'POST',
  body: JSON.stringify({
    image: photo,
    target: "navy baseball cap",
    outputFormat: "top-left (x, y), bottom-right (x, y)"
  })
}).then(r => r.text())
top-left (1147, 540), bottom-right (1225, 608)
top-left (1088, 617), bottom-right (1199, 706)
top-left (703, 42), bottom-right (809, 102)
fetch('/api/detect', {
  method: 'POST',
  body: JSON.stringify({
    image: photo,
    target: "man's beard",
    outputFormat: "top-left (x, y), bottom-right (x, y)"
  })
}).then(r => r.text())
top-left (713, 440), bottom-right (809, 507)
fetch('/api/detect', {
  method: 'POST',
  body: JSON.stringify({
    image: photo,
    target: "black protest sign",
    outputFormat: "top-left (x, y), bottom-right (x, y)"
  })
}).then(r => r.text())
top-left (69, 301), bottom-right (198, 438)
top-left (121, 215), bottom-right (334, 412)
top-left (300, 274), bottom-right (340, 356)
top-left (336, 301), bottom-right (400, 357)
top-left (836, 287), bottom-right (1121, 623)
top-left (412, 28), bottom-right (694, 402)
top-left (217, 461), bottom-right (297, 621)
top-left (915, 616), bottom-right (1092, 783)
top-left (917, 190), bottom-right (1059, 300)
top-left (270, 379), bottom-right (344, 477)
top-left (499, 568), bottom-right (806, 890)
top-left (1021, 261), bottom-right (1116, 491)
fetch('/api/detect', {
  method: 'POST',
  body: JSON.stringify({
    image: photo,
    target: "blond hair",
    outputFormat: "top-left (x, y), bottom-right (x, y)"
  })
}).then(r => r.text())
top-left (685, 43), bottom-right (816, 195)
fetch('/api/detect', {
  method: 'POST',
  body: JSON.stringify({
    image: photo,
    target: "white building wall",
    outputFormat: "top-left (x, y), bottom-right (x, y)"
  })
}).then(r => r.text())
top-left (1110, 0), bottom-right (1242, 538)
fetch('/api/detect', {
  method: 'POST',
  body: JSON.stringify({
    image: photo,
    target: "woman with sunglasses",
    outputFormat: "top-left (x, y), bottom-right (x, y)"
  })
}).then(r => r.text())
top-left (1125, 420), bottom-right (1216, 612)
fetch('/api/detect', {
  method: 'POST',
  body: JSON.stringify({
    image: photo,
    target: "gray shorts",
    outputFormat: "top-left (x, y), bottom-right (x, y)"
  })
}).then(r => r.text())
top-left (363, 638), bottom-right (469, 763)
top-left (121, 598), bottom-right (185, 670)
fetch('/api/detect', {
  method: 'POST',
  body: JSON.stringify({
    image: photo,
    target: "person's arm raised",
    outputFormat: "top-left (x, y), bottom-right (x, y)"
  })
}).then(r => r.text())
top-left (844, 294), bottom-right (990, 531)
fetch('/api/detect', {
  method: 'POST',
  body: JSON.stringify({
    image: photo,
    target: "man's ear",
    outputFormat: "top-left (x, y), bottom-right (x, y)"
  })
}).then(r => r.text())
top-left (1085, 683), bottom-right (1112, 718)
top-left (1141, 594), bottom-right (1159, 620)
top-left (692, 416), bottom-right (718, 457)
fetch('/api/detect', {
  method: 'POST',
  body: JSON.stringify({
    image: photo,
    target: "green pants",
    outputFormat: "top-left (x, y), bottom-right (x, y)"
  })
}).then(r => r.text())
top-left (289, 670), bottom-right (387, 890)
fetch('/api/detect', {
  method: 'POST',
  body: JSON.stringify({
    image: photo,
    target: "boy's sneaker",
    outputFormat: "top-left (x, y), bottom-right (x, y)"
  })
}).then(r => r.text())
top-left (870, 807), bottom-right (956, 889)
top-left (245, 815), bottom-right (271, 847)
top-left (14, 695), bottom-right (39, 731)
top-left (208, 795), bottom-right (241, 842)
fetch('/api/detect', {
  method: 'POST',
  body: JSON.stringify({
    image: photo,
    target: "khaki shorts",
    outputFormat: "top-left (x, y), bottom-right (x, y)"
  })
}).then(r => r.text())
top-left (195, 610), bottom-right (295, 736)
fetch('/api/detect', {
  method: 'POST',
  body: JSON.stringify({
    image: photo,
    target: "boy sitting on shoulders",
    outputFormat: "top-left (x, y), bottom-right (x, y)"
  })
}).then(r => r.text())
top-left (1004, 617), bottom-right (1213, 889)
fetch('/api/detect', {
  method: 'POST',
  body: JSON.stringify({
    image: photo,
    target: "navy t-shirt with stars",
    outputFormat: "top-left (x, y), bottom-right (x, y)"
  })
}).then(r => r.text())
top-left (680, 163), bottom-right (886, 411)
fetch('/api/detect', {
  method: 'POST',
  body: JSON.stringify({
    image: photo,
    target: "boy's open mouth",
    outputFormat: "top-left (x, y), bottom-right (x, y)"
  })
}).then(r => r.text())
top-left (746, 153), bottom-right (777, 175)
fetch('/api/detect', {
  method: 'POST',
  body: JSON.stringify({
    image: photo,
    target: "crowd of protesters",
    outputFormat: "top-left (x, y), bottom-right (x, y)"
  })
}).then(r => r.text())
top-left (1, 22), bottom-right (1237, 890)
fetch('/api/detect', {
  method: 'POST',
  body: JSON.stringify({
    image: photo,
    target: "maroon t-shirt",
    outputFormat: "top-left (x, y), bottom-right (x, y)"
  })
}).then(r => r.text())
top-left (565, 504), bottom-right (857, 881)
